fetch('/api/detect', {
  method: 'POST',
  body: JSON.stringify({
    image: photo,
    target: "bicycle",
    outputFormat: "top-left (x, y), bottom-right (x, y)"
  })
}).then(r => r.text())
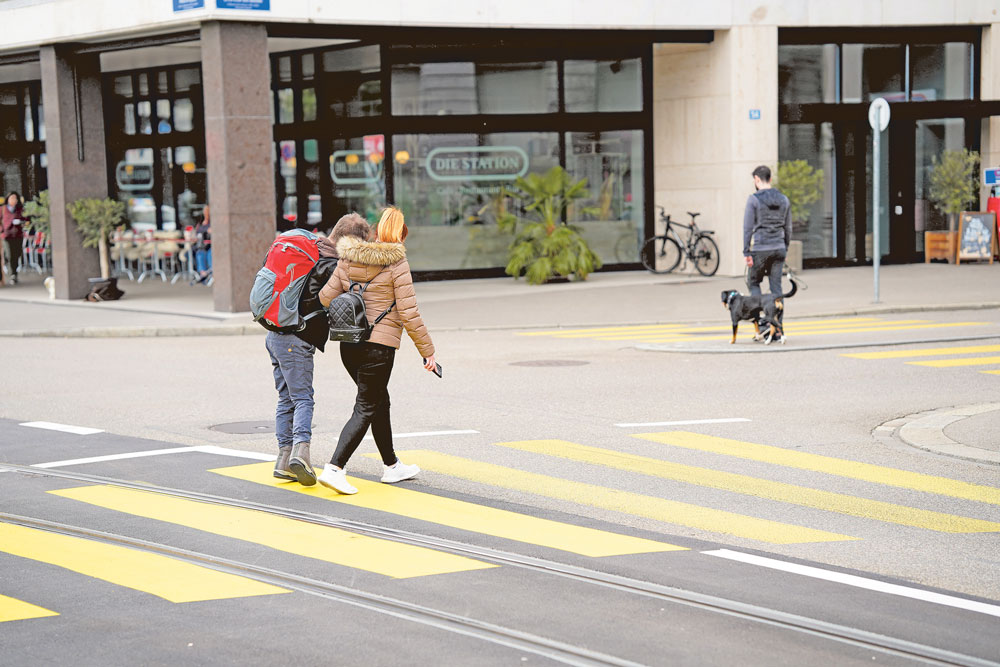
top-left (640, 206), bottom-right (720, 276)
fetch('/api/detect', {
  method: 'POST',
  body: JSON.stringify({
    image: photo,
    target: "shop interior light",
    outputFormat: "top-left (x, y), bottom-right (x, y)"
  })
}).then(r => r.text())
top-left (394, 150), bottom-right (410, 164)
top-left (345, 153), bottom-right (360, 165)
top-left (182, 162), bottom-right (196, 173)
top-left (368, 153), bottom-right (383, 164)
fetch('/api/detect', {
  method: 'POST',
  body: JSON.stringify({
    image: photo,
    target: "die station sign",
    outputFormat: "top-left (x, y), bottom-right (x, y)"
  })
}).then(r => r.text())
top-left (425, 146), bottom-right (529, 182)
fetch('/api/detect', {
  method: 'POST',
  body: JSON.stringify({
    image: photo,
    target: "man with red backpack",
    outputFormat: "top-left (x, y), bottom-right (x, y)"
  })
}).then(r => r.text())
top-left (255, 213), bottom-right (371, 485)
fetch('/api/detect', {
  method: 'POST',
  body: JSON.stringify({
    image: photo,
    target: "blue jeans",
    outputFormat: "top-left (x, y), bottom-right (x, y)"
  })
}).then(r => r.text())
top-left (195, 248), bottom-right (212, 273)
top-left (265, 331), bottom-right (315, 447)
top-left (747, 249), bottom-right (785, 297)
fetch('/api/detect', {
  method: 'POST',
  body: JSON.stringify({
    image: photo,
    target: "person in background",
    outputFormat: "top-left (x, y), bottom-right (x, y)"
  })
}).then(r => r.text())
top-left (193, 204), bottom-right (211, 284)
top-left (1, 192), bottom-right (25, 284)
top-left (270, 213), bottom-right (372, 485)
top-left (316, 206), bottom-right (438, 495)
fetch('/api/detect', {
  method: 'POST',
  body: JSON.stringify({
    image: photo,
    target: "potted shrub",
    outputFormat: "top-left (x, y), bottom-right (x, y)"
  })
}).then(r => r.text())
top-left (499, 166), bottom-right (602, 285)
top-left (926, 148), bottom-right (980, 262)
top-left (22, 189), bottom-right (50, 236)
top-left (775, 159), bottom-right (824, 235)
top-left (67, 197), bottom-right (127, 300)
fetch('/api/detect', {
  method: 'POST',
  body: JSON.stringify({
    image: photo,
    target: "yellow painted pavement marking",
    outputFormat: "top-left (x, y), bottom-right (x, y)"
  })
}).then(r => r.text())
top-left (212, 462), bottom-right (678, 557)
top-left (0, 522), bottom-right (288, 603)
top-left (908, 355), bottom-right (1000, 368)
top-left (496, 440), bottom-right (1000, 533)
top-left (388, 451), bottom-right (857, 545)
top-left (982, 370), bottom-right (1000, 375)
top-left (0, 594), bottom-right (59, 622)
top-left (633, 322), bottom-right (990, 343)
top-left (635, 432), bottom-right (1000, 506)
top-left (517, 317), bottom-right (884, 336)
top-left (51, 485), bottom-right (493, 579)
top-left (844, 344), bottom-right (1000, 360)
top-left (545, 320), bottom-right (931, 340)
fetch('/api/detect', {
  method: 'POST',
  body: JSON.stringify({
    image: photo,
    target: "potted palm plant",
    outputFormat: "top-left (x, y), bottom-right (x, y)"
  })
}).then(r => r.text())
top-left (499, 166), bottom-right (602, 285)
top-left (926, 148), bottom-right (980, 262)
top-left (67, 197), bottom-right (127, 300)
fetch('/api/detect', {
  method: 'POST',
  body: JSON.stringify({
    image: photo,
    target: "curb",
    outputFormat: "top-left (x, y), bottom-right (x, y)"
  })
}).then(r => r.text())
top-left (874, 404), bottom-right (1000, 466)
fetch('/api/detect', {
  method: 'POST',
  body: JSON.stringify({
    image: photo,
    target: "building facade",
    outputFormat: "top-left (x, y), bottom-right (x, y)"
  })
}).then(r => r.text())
top-left (0, 1), bottom-right (997, 311)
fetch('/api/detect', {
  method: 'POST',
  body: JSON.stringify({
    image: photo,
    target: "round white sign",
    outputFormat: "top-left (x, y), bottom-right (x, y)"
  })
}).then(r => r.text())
top-left (868, 97), bottom-right (890, 132)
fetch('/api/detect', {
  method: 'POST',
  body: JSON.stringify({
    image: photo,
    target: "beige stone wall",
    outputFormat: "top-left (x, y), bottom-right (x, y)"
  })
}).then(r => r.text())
top-left (981, 24), bottom-right (1000, 208)
top-left (653, 26), bottom-right (778, 277)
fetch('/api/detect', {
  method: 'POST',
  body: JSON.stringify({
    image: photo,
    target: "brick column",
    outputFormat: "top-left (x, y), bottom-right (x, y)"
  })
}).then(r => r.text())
top-left (200, 21), bottom-right (275, 312)
top-left (39, 46), bottom-right (104, 299)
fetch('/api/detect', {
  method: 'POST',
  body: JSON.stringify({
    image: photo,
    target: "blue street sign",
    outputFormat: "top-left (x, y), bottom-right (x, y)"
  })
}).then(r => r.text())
top-left (173, 0), bottom-right (204, 10)
top-left (985, 168), bottom-right (1000, 186)
top-left (216, 0), bottom-right (269, 8)
top-left (749, 109), bottom-right (761, 120)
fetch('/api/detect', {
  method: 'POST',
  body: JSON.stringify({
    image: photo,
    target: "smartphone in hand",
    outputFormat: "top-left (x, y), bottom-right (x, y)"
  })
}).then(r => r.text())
top-left (422, 358), bottom-right (443, 378)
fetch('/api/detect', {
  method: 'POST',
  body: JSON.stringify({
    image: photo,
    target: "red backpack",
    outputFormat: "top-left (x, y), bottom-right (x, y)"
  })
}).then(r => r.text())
top-left (249, 229), bottom-right (323, 332)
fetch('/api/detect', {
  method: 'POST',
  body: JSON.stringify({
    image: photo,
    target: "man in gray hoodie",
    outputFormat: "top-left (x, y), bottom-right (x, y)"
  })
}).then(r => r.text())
top-left (743, 165), bottom-right (792, 298)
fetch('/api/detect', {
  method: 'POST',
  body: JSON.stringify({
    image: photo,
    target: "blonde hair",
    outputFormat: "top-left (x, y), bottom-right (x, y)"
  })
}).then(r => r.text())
top-left (376, 206), bottom-right (408, 243)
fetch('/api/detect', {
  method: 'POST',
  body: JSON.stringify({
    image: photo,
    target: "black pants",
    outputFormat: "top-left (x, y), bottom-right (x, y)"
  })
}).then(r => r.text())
top-left (331, 341), bottom-right (397, 469)
top-left (747, 249), bottom-right (786, 297)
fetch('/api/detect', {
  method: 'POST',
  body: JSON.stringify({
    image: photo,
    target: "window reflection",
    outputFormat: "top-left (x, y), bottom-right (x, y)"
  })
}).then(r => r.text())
top-left (779, 45), bottom-right (838, 104)
top-left (564, 58), bottom-right (641, 112)
top-left (323, 45), bottom-right (381, 117)
top-left (911, 43), bottom-right (972, 101)
top-left (842, 44), bottom-right (904, 103)
top-left (392, 61), bottom-right (557, 115)
top-left (779, 123), bottom-right (837, 259)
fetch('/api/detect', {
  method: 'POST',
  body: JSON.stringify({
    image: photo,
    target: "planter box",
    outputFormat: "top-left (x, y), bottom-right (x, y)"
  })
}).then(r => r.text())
top-left (924, 231), bottom-right (957, 263)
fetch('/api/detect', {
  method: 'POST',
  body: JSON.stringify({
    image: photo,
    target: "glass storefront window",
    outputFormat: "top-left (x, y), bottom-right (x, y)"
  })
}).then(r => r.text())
top-left (302, 88), bottom-right (317, 122)
top-left (0, 157), bottom-right (21, 196)
top-left (277, 56), bottom-right (292, 83)
top-left (911, 43), bottom-right (972, 101)
top-left (0, 87), bottom-right (18, 142)
top-left (113, 75), bottom-right (133, 97)
top-left (123, 103), bottom-right (136, 135)
top-left (137, 100), bottom-right (152, 135)
top-left (174, 68), bottom-right (200, 93)
top-left (138, 73), bottom-right (149, 97)
top-left (156, 99), bottom-right (172, 134)
top-left (302, 53), bottom-right (315, 80)
top-left (173, 98), bottom-right (194, 132)
top-left (328, 135), bottom-right (386, 226)
top-left (323, 45), bottom-right (381, 117)
top-left (392, 61), bottom-right (558, 115)
top-left (277, 140), bottom-right (297, 229)
top-left (564, 58), bottom-right (641, 113)
top-left (778, 45), bottom-right (838, 104)
top-left (115, 147), bottom-right (156, 231)
top-left (392, 132), bottom-right (558, 270)
top-left (276, 88), bottom-right (294, 124)
top-left (778, 123), bottom-right (837, 259)
top-left (915, 118), bottom-right (966, 240)
top-left (565, 130), bottom-right (644, 264)
top-left (23, 88), bottom-right (33, 141)
top-left (174, 145), bottom-right (205, 228)
top-left (842, 44), bottom-right (905, 103)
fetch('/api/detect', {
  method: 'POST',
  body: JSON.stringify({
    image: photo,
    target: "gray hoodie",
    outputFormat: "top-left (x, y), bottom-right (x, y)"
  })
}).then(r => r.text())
top-left (743, 188), bottom-right (792, 255)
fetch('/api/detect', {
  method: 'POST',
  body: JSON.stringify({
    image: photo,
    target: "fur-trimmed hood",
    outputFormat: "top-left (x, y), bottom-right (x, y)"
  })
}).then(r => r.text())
top-left (335, 235), bottom-right (406, 266)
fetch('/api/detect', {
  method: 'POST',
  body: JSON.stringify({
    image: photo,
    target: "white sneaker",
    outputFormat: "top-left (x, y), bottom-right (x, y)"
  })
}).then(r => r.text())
top-left (381, 461), bottom-right (420, 484)
top-left (318, 464), bottom-right (357, 495)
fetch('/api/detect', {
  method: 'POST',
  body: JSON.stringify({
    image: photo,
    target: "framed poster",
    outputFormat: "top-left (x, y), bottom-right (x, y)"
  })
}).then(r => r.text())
top-left (956, 211), bottom-right (995, 264)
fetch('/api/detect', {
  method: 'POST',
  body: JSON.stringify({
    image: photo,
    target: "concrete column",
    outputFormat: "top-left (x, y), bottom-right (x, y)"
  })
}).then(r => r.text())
top-left (653, 26), bottom-right (778, 277)
top-left (981, 24), bottom-right (1000, 207)
top-left (39, 46), bottom-right (104, 299)
top-left (200, 21), bottom-right (275, 312)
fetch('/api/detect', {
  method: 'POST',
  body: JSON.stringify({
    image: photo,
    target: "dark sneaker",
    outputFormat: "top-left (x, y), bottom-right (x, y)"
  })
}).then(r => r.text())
top-left (273, 446), bottom-right (296, 482)
top-left (288, 442), bottom-right (317, 486)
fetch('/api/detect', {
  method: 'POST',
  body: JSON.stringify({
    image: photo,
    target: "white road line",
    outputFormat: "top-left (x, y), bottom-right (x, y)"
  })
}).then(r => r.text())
top-left (703, 549), bottom-right (1000, 619)
top-left (31, 445), bottom-right (275, 469)
top-left (20, 421), bottom-right (104, 435)
top-left (615, 418), bottom-right (751, 428)
top-left (362, 429), bottom-right (480, 441)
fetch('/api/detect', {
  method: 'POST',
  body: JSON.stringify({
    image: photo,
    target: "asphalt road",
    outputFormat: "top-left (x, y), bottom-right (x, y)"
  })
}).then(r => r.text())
top-left (1, 307), bottom-right (999, 665)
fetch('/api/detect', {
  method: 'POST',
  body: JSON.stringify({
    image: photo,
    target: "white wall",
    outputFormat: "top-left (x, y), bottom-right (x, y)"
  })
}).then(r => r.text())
top-left (0, 1), bottom-right (998, 53)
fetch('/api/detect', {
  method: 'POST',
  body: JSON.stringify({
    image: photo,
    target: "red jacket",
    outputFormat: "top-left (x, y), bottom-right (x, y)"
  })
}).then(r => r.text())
top-left (1, 205), bottom-right (24, 241)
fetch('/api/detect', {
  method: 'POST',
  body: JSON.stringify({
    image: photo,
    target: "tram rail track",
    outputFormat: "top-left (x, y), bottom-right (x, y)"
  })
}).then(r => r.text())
top-left (3, 462), bottom-right (998, 667)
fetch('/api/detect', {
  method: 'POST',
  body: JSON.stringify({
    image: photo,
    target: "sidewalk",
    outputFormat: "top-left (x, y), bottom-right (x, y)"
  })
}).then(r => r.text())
top-left (0, 262), bottom-right (998, 337)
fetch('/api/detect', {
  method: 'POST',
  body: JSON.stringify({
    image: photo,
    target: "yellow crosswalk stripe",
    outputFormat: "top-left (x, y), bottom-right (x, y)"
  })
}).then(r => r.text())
top-left (635, 432), bottom-right (1000, 506)
top-left (50, 485), bottom-right (494, 579)
top-left (546, 320), bottom-right (930, 340)
top-left (211, 462), bottom-right (679, 557)
top-left (496, 440), bottom-right (1000, 533)
top-left (0, 522), bottom-right (288, 603)
top-left (908, 355), bottom-right (1000, 368)
top-left (0, 594), bottom-right (58, 622)
top-left (982, 370), bottom-right (1000, 375)
top-left (518, 317), bottom-right (884, 337)
top-left (388, 450), bottom-right (857, 545)
top-left (634, 322), bottom-right (989, 343)
top-left (844, 344), bottom-right (1000, 360)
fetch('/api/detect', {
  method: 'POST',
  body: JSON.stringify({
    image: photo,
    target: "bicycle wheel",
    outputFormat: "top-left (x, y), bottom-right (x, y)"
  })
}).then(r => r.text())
top-left (640, 236), bottom-right (682, 274)
top-left (692, 235), bottom-right (720, 276)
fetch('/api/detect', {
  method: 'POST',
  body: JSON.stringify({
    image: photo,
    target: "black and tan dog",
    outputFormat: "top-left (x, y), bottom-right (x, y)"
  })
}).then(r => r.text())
top-left (721, 278), bottom-right (798, 345)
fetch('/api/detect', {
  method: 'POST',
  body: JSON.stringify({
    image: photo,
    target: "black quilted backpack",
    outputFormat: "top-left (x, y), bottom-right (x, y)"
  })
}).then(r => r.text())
top-left (327, 277), bottom-right (395, 343)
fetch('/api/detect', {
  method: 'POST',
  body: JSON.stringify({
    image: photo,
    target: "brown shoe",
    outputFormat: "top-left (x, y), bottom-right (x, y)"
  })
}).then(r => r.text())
top-left (273, 447), bottom-right (296, 481)
top-left (288, 442), bottom-right (317, 486)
